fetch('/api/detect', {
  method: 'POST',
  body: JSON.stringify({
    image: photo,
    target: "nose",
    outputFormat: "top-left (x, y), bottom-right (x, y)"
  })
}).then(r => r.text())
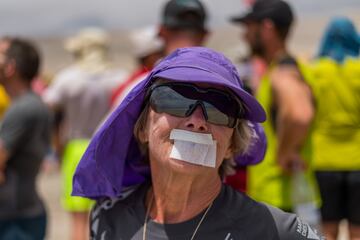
top-left (184, 105), bottom-right (208, 132)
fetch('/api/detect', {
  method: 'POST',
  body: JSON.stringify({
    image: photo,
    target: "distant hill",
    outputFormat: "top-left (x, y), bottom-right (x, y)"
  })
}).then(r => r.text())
top-left (35, 8), bottom-right (359, 78)
top-left (1, 0), bottom-right (359, 37)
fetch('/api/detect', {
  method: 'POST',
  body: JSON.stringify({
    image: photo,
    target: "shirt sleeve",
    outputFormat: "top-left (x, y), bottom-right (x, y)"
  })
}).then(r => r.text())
top-left (90, 198), bottom-right (119, 239)
top-left (0, 107), bottom-right (29, 153)
top-left (266, 204), bottom-right (325, 240)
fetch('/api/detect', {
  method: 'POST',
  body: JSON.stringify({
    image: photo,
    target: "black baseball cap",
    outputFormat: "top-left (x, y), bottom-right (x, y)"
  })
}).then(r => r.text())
top-left (230, 0), bottom-right (294, 29)
top-left (162, 0), bottom-right (207, 31)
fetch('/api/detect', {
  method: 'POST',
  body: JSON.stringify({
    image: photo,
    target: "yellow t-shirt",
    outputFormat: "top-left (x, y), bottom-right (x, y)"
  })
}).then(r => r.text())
top-left (248, 60), bottom-right (319, 210)
top-left (0, 86), bottom-right (10, 119)
top-left (309, 57), bottom-right (360, 170)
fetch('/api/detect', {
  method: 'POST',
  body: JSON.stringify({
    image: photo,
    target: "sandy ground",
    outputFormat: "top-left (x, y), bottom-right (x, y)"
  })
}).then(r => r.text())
top-left (38, 169), bottom-right (70, 240)
top-left (38, 168), bottom-right (350, 240)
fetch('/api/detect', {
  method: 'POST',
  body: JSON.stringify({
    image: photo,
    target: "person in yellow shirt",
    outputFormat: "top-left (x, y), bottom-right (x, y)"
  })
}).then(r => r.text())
top-left (230, 0), bottom-right (317, 213)
top-left (0, 86), bottom-right (9, 119)
top-left (310, 17), bottom-right (360, 240)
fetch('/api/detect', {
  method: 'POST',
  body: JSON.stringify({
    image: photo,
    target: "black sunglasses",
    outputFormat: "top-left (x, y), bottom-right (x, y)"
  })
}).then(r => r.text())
top-left (147, 82), bottom-right (244, 128)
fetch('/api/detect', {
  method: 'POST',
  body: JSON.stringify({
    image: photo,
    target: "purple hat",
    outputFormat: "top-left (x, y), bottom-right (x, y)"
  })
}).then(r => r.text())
top-left (72, 47), bottom-right (266, 199)
top-left (236, 121), bottom-right (266, 166)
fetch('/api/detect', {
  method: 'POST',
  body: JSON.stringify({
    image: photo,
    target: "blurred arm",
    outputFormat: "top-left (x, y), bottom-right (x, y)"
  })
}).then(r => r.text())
top-left (42, 74), bottom-right (66, 160)
top-left (0, 139), bottom-right (9, 184)
top-left (0, 106), bottom-right (31, 183)
top-left (270, 66), bottom-right (314, 174)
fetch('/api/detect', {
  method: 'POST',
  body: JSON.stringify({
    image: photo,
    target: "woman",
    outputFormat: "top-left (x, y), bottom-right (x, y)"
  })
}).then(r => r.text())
top-left (73, 47), bottom-right (324, 239)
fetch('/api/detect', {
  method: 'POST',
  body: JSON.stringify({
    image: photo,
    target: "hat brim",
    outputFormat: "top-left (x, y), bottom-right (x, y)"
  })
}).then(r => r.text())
top-left (154, 67), bottom-right (266, 123)
top-left (230, 12), bottom-right (257, 23)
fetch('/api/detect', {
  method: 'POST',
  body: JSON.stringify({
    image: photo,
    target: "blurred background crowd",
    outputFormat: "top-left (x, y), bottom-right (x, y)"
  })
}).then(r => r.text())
top-left (0, 0), bottom-right (359, 239)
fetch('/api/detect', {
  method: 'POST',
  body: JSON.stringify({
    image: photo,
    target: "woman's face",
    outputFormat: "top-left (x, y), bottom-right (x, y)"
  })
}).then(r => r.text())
top-left (140, 103), bottom-right (234, 176)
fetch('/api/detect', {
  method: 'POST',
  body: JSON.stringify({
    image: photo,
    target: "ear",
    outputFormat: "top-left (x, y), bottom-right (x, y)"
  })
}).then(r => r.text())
top-left (224, 143), bottom-right (234, 159)
top-left (138, 127), bottom-right (149, 143)
top-left (261, 19), bottom-right (275, 35)
top-left (158, 25), bottom-right (169, 40)
top-left (137, 115), bottom-right (150, 144)
top-left (262, 19), bottom-right (275, 29)
top-left (135, 104), bottom-right (152, 144)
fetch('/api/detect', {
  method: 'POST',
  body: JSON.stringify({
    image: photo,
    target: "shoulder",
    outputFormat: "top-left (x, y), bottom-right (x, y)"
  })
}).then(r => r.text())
top-left (43, 66), bottom-right (84, 105)
top-left (271, 55), bottom-right (301, 77)
top-left (219, 186), bottom-right (325, 239)
top-left (219, 185), bottom-right (273, 220)
top-left (90, 184), bottom-right (146, 238)
top-left (0, 93), bottom-right (50, 150)
top-left (270, 57), bottom-right (313, 99)
top-left (18, 93), bottom-right (49, 116)
top-left (5, 93), bottom-right (44, 119)
top-left (271, 65), bottom-right (302, 84)
top-left (47, 66), bottom-right (84, 90)
top-left (91, 184), bottom-right (145, 221)
top-left (264, 204), bottom-right (325, 240)
top-left (54, 66), bottom-right (83, 80)
top-left (217, 186), bottom-right (279, 235)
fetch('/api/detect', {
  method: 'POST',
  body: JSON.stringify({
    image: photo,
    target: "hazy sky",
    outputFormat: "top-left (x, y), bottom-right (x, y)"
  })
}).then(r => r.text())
top-left (0, 0), bottom-right (359, 37)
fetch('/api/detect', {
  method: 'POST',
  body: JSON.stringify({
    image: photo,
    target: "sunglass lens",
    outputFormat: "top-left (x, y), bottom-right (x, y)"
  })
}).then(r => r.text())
top-left (203, 102), bottom-right (228, 126)
top-left (150, 86), bottom-right (196, 117)
top-left (203, 102), bottom-right (237, 127)
top-left (150, 84), bottom-right (240, 127)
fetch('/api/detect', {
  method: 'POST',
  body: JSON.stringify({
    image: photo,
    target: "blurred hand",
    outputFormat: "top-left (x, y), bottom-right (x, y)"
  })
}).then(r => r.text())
top-left (277, 151), bottom-right (306, 175)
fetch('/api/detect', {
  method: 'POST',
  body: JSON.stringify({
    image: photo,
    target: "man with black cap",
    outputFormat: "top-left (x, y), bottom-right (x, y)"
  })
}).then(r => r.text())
top-left (158, 0), bottom-right (209, 55)
top-left (231, 0), bottom-right (319, 218)
top-left (112, 0), bottom-right (209, 105)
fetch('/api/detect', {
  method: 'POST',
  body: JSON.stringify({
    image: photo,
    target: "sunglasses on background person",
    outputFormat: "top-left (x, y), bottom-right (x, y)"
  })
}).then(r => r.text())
top-left (147, 82), bottom-right (245, 128)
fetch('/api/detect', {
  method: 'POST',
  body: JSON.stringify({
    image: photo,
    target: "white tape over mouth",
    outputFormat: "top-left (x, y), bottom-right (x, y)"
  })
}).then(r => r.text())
top-left (169, 129), bottom-right (217, 168)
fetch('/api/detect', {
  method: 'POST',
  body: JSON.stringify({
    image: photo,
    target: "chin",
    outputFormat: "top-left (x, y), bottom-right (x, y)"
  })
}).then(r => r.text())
top-left (168, 158), bottom-right (212, 174)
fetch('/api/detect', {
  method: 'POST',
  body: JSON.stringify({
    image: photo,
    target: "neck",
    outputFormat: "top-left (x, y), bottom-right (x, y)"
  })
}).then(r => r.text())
top-left (146, 163), bottom-right (222, 224)
top-left (5, 78), bottom-right (30, 100)
top-left (265, 40), bottom-right (287, 64)
top-left (165, 38), bottom-right (201, 55)
top-left (77, 50), bottom-right (110, 73)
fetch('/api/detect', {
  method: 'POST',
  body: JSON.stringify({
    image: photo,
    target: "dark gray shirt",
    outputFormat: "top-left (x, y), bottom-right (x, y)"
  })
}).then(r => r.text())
top-left (90, 184), bottom-right (325, 240)
top-left (0, 91), bottom-right (51, 219)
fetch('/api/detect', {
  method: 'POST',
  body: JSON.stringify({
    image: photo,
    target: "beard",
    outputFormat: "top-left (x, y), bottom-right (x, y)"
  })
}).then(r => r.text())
top-left (249, 31), bottom-right (265, 57)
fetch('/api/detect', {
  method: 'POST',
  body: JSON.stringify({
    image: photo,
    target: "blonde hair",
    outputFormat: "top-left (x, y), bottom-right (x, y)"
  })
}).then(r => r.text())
top-left (134, 103), bottom-right (252, 177)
